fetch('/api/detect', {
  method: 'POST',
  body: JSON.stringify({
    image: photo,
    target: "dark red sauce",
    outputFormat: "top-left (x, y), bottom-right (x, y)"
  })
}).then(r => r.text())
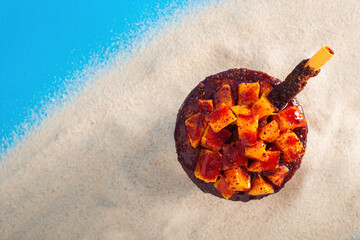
top-left (174, 68), bottom-right (308, 201)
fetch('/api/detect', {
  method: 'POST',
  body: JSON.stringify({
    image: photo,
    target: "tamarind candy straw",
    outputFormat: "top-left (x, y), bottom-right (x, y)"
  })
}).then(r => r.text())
top-left (267, 46), bottom-right (334, 110)
top-left (305, 45), bottom-right (335, 70)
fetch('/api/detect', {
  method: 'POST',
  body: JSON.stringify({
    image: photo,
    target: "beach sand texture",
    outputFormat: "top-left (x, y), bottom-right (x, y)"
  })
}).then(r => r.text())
top-left (1, 0), bottom-right (360, 239)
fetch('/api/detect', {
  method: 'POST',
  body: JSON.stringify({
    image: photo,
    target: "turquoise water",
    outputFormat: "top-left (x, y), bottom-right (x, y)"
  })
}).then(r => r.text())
top-left (0, 0), bottom-right (185, 155)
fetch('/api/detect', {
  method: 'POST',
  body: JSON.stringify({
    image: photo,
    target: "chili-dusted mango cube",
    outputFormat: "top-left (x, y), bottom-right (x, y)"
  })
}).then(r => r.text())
top-left (251, 95), bottom-right (276, 120)
top-left (199, 99), bottom-right (214, 116)
top-left (201, 126), bottom-right (231, 151)
top-left (258, 120), bottom-right (280, 142)
top-left (221, 141), bottom-right (248, 170)
top-left (273, 130), bottom-right (305, 163)
top-left (194, 149), bottom-right (222, 183)
top-left (214, 84), bottom-right (235, 108)
top-left (214, 175), bottom-right (235, 199)
top-left (244, 140), bottom-right (268, 161)
top-left (273, 105), bottom-right (307, 131)
top-left (231, 105), bottom-right (258, 146)
top-left (231, 104), bottom-right (252, 116)
top-left (248, 174), bottom-right (274, 196)
top-left (185, 112), bottom-right (207, 148)
top-left (259, 80), bottom-right (274, 97)
top-left (224, 167), bottom-right (251, 191)
top-left (247, 151), bottom-right (280, 172)
top-left (205, 103), bottom-right (237, 132)
top-left (238, 82), bottom-right (260, 106)
top-left (266, 165), bottom-right (289, 187)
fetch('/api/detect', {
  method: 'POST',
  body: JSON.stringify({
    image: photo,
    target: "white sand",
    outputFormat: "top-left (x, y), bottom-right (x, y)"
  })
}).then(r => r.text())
top-left (1, 0), bottom-right (360, 239)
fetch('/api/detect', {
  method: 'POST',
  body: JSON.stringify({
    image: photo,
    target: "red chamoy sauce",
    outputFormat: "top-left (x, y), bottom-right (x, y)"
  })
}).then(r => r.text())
top-left (174, 68), bottom-right (308, 201)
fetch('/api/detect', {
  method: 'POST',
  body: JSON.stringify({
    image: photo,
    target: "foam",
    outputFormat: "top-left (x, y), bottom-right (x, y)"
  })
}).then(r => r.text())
top-left (1, 0), bottom-right (360, 239)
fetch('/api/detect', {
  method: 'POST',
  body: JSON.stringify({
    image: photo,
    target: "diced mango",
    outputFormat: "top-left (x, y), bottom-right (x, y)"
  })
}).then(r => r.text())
top-left (198, 99), bottom-right (214, 116)
top-left (238, 82), bottom-right (260, 106)
top-left (214, 175), bottom-right (235, 199)
top-left (248, 174), bottom-right (274, 196)
top-left (258, 120), bottom-right (280, 142)
top-left (185, 112), bottom-right (207, 148)
top-left (194, 149), bottom-right (222, 183)
top-left (244, 140), bottom-right (268, 161)
top-left (231, 105), bottom-right (258, 146)
top-left (224, 167), bottom-right (251, 191)
top-left (273, 105), bottom-right (307, 131)
top-left (251, 95), bottom-right (276, 120)
top-left (231, 105), bottom-right (252, 116)
top-left (259, 80), bottom-right (274, 97)
top-left (214, 84), bottom-right (235, 108)
top-left (221, 141), bottom-right (248, 170)
top-left (273, 130), bottom-right (305, 163)
top-left (201, 126), bottom-right (231, 151)
top-left (247, 151), bottom-right (280, 172)
top-left (205, 103), bottom-right (237, 132)
top-left (266, 165), bottom-right (289, 187)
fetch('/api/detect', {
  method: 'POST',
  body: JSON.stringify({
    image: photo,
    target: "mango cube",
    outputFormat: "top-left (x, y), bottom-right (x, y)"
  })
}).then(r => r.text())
top-left (231, 105), bottom-right (252, 116)
top-left (258, 120), bottom-right (280, 142)
top-left (273, 105), bottom-right (307, 131)
top-left (214, 84), bottom-right (235, 109)
top-left (244, 140), bottom-right (268, 161)
top-left (185, 112), bottom-right (207, 148)
top-left (259, 80), bottom-right (274, 97)
top-left (221, 141), bottom-right (248, 170)
top-left (247, 151), bottom-right (280, 172)
top-left (238, 82), bottom-right (260, 106)
top-left (248, 174), bottom-right (274, 196)
top-left (194, 149), bottom-right (222, 183)
top-left (266, 165), bottom-right (289, 187)
top-left (273, 130), bottom-right (305, 163)
top-left (214, 175), bottom-right (235, 199)
top-left (198, 99), bottom-right (214, 116)
top-left (251, 95), bottom-right (276, 120)
top-left (231, 105), bottom-right (258, 146)
top-left (224, 167), bottom-right (251, 191)
top-left (201, 126), bottom-right (231, 151)
top-left (205, 103), bottom-right (237, 132)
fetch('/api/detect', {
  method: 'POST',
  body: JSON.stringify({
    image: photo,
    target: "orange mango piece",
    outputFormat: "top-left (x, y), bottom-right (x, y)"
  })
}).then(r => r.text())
top-left (214, 175), bottom-right (235, 200)
top-left (266, 165), bottom-right (289, 187)
top-left (221, 141), bottom-right (248, 170)
top-left (201, 126), bottom-right (231, 151)
top-left (231, 104), bottom-right (252, 116)
top-left (214, 84), bottom-right (235, 109)
top-left (248, 174), bottom-right (274, 196)
top-left (273, 105), bottom-right (307, 131)
top-left (238, 82), bottom-right (260, 106)
top-left (224, 167), bottom-right (251, 191)
top-left (198, 99), bottom-right (214, 116)
top-left (259, 80), bottom-right (274, 97)
top-left (194, 149), bottom-right (222, 183)
top-left (258, 120), bottom-right (280, 142)
top-left (185, 112), bottom-right (207, 148)
top-left (273, 130), bottom-right (305, 163)
top-left (247, 151), bottom-right (280, 172)
top-left (251, 95), bottom-right (276, 120)
top-left (244, 140), bottom-right (268, 161)
top-left (205, 103), bottom-right (237, 132)
top-left (231, 105), bottom-right (258, 146)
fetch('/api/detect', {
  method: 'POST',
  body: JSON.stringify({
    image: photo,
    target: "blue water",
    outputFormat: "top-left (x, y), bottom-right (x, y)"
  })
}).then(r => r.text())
top-left (0, 0), bottom-right (186, 154)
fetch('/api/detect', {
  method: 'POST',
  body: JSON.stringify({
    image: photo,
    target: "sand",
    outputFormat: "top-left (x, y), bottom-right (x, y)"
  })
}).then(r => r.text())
top-left (1, 0), bottom-right (360, 239)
